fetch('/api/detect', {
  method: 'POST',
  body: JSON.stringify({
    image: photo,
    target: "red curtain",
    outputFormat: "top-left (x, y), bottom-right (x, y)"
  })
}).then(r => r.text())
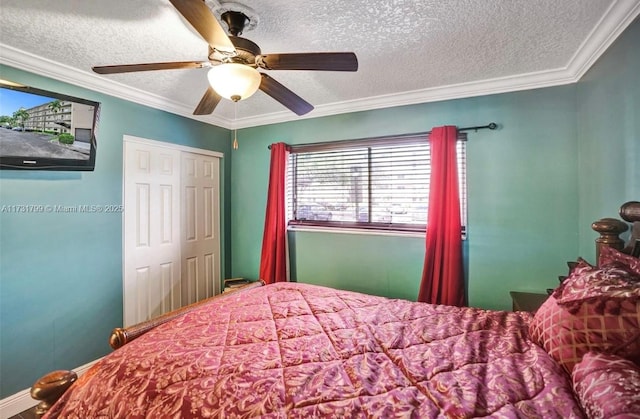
top-left (418, 126), bottom-right (465, 306)
top-left (259, 142), bottom-right (289, 284)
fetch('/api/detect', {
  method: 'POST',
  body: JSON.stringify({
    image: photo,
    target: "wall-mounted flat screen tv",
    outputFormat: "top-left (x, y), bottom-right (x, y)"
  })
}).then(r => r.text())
top-left (0, 79), bottom-right (100, 171)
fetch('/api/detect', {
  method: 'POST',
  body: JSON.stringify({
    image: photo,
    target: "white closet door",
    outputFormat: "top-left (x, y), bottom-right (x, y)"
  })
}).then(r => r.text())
top-left (123, 137), bottom-right (221, 327)
top-left (123, 139), bottom-right (182, 327)
top-left (180, 152), bottom-right (221, 304)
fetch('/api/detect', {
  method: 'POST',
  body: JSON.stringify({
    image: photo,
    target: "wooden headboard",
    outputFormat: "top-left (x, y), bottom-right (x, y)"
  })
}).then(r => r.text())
top-left (591, 201), bottom-right (640, 261)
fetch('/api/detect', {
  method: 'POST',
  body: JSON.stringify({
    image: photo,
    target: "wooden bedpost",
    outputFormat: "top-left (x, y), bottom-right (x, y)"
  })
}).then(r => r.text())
top-left (619, 201), bottom-right (640, 255)
top-left (30, 370), bottom-right (77, 417)
top-left (591, 201), bottom-right (640, 262)
top-left (591, 217), bottom-right (628, 262)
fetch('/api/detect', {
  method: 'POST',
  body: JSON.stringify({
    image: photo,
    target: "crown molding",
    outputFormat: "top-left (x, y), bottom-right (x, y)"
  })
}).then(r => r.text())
top-left (232, 67), bottom-right (578, 129)
top-left (2, 0), bottom-right (638, 131)
top-left (567, 0), bottom-right (640, 80)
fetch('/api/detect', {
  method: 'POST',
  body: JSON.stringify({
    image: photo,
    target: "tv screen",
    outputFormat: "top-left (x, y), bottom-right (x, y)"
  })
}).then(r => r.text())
top-left (0, 79), bottom-right (100, 171)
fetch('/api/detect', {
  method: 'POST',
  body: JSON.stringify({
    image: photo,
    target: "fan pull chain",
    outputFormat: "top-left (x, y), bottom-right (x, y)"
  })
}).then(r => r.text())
top-left (232, 98), bottom-right (239, 150)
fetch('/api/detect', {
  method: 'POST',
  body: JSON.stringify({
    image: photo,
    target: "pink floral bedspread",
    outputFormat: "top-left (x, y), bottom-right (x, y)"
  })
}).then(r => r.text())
top-left (46, 282), bottom-right (584, 418)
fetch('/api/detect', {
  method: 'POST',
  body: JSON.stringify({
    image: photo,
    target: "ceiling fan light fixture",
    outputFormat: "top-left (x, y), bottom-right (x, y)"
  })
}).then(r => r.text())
top-left (207, 63), bottom-right (261, 101)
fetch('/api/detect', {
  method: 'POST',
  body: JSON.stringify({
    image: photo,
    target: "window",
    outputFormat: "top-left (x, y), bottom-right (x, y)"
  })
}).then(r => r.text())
top-left (287, 133), bottom-right (467, 234)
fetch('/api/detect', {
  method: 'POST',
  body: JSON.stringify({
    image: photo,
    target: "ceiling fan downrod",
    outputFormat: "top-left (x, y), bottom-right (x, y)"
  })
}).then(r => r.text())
top-left (221, 11), bottom-right (249, 36)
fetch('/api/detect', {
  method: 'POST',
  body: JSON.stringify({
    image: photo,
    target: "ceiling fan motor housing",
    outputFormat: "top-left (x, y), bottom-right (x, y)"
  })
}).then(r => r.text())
top-left (208, 36), bottom-right (260, 65)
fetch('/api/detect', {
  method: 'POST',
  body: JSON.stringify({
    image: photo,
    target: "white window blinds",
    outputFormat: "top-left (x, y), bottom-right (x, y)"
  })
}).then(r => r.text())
top-left (286, 133), bottom-right (467, 234)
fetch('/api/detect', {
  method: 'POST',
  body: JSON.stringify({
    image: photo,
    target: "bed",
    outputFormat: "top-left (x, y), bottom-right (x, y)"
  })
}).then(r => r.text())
top-left (32, 201), bottom-right (640, 418)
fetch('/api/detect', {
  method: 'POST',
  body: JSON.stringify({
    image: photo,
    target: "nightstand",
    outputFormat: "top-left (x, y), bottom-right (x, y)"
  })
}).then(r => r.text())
top-left (509, 291), bottom-right (549, 313)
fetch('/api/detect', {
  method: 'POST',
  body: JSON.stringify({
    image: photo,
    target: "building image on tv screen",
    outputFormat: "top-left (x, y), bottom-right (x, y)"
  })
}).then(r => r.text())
top-left (0, 88), bottom-right (95, 161)
top-left (0, 79), bottom-right (99, 170)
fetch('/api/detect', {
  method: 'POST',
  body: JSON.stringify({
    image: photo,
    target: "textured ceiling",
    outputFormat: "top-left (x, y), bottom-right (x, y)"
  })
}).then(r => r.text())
top-left (1, 0), bottom-right (639, 129)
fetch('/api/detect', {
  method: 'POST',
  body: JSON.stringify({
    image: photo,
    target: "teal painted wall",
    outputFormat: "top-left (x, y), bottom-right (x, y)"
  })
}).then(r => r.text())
top-left (576, 19), bottom-right (640, 258)
top-left (0, 65), bottom-right (232, 397)
top-left (230, 21), bottom-right (639, 312)
top-left (231, 85), bottom-right (580, 309)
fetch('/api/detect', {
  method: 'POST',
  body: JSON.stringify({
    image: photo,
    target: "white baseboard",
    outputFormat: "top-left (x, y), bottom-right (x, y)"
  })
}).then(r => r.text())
top-left (0, 358), bottom-right (101, 419)
top-left (0, 388), bottom-right (35, 419)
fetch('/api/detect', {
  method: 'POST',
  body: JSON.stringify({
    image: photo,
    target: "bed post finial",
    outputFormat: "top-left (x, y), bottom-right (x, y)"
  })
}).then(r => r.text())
top-left (619, 201), bottom-right (640, 255)
top-left (31, 370), bottom-right (78, 417)
top-left (591, 217), bottom-right (628, 263)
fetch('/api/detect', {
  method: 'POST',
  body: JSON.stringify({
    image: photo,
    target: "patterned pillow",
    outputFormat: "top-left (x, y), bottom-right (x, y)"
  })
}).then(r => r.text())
top-left (599, 245), bottom-right (640, 276)
top-left (552, 262), bottom-right (640, 314)
top-left (529, 263), bottom-right (640, 374)
top-left (572, 351), bottom-right (640, 418)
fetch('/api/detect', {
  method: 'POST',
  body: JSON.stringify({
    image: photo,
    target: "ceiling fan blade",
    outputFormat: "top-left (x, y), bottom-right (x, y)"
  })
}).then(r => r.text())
top-left (259, 74), bottom-right (313, 116)
top-left (169, 0), bottom-right (235, 54)
top-left (257, 52), bottom-right (358, 71)
top-left (193, 87), bottom-right (222, 115)
top-left (92, 61), bottom-right (208, 74)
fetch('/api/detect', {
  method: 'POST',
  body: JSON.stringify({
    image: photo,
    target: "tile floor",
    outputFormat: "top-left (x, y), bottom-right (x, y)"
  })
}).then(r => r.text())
top-left (8, 406), bottom-right (38, 419)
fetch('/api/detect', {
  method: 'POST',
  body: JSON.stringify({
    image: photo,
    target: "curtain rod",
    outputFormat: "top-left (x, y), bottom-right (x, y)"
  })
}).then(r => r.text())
top-left (459, 122), bottom-right (498, 132)
top-left (267, 122), bottom-right (498, 149)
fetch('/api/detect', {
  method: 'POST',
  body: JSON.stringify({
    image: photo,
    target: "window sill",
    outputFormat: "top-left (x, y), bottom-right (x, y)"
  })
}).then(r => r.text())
top-left (287, 225), bottom-right (426, 238)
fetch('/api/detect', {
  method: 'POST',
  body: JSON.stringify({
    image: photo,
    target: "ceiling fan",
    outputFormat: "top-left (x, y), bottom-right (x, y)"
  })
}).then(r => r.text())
top-left (92, 0), bottom-right (358, 116)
